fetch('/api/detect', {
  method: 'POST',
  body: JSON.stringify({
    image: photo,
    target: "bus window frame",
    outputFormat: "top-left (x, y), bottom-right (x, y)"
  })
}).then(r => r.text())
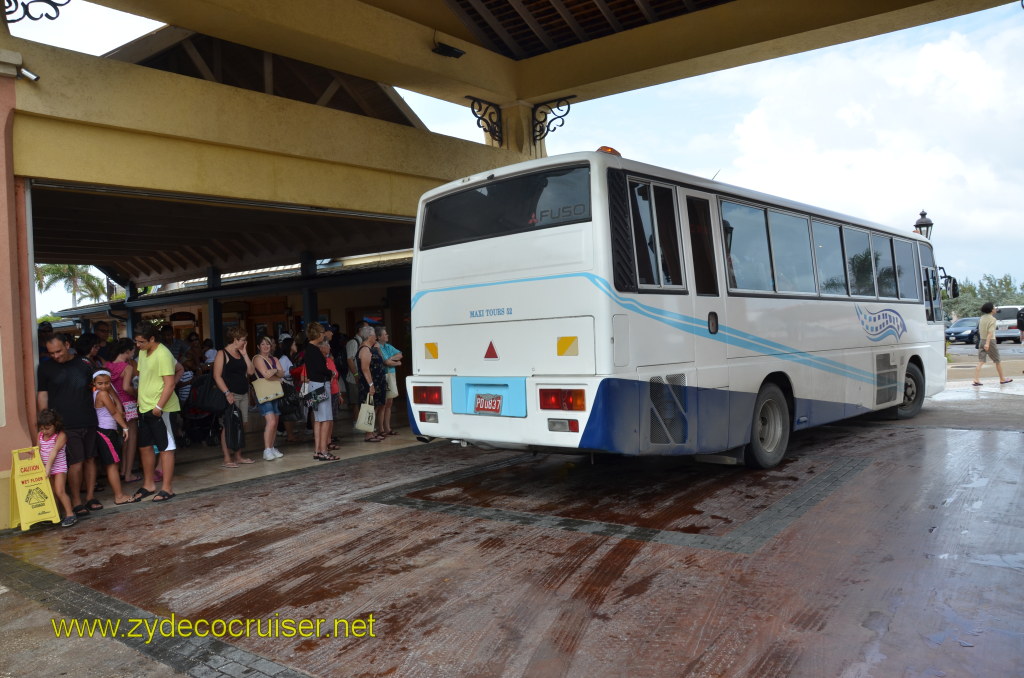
top-left (766, 206), bottom-right (818, 297)
top-left (843, 226), bottom-right (878, 299)
top-left (811, 218), bottom-right (850, 298)
top-left (626, 176), bottom-right (688, 294)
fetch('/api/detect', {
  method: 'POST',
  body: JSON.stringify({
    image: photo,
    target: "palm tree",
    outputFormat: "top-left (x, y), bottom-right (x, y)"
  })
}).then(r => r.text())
top-left (35, 264), bottom-right (106, 308)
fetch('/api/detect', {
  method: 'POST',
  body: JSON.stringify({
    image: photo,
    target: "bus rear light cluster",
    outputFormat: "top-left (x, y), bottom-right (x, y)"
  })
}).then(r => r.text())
top-left (548, 419), bottom-right (579, 433)
top-left (413, 386), bottom-right (443, 405)
top-left (419, 411), bottom-right (439, 424)
top-left (539, 388), bottom-right (586, 411)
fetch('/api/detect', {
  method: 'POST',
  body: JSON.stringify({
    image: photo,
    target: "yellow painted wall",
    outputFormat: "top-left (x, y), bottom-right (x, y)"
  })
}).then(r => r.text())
top-left (9, 38), bottom-right (530, 213)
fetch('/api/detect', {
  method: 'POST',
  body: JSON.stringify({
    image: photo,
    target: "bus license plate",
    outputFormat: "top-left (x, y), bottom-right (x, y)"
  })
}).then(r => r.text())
top-left (475, 393), bottom-right (502, 415)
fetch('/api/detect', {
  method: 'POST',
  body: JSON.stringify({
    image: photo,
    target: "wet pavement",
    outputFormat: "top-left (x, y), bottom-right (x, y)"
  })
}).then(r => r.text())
top-left (1, 380), bottom-right (1023, 678)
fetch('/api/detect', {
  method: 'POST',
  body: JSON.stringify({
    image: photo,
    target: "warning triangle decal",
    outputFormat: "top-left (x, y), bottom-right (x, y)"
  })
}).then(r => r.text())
top-left (484, 341), bottom-right (499, 360)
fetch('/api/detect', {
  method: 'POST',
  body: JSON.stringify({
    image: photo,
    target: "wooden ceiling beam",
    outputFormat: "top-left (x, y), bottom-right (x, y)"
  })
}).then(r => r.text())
top-left (460, 0), bottom-right (528, 59)
top-left (508, 0), bottom-right (558, 52)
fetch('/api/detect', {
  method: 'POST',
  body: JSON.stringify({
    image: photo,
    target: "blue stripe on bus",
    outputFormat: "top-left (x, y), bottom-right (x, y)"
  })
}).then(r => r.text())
top-left (413, 273), bottom-right (878, 385)
top-left (579, 377), bottom-right (873, 456)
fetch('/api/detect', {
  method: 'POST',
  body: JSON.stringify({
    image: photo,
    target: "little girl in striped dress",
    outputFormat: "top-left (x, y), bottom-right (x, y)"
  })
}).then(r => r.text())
top-left (37, 408), bottom-right (75, 527)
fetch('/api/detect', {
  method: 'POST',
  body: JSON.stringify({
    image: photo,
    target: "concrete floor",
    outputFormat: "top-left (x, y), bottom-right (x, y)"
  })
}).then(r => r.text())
top-left (1, 378), bottom-right (1022, 678)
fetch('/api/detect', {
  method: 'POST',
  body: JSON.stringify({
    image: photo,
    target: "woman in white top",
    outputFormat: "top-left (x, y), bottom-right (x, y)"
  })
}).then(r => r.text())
top-left (276, 336), bottom-right (302, 443)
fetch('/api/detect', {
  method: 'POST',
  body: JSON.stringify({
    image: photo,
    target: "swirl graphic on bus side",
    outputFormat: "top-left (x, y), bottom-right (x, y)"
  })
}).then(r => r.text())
top-left (856, 305), bottom-right (907, 342)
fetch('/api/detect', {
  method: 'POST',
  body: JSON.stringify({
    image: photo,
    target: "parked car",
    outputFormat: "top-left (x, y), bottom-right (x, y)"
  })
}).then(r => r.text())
top-left (994, 305), bottom-right (1023, 344)
top-left (945, 317), bottom-right (979, 344)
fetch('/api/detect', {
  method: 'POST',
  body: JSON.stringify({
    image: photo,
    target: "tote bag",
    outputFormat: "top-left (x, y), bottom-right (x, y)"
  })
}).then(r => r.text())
top-left (300, 381), bottom-right (328, 408)
top-left (386, 372), bottom-right (399, 399)
top-left (354, 395), bottom-right (376, 433)
top-left (189, 373), bottom-right (227, 414)
top-left (252, 377), bottom-right (284, 404)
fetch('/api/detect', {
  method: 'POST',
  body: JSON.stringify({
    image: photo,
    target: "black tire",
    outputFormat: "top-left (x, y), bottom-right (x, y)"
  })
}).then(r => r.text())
top-left (887, 362), bottom-right (925, 420)
top-left (1015, 337), bottom-right (1022, 345)
top-left (744, 383), bottom-right (790, 469)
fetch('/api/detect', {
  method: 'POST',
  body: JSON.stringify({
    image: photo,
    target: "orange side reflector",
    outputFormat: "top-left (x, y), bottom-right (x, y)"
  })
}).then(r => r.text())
top-left (424, 342), bottom-right (438, 360)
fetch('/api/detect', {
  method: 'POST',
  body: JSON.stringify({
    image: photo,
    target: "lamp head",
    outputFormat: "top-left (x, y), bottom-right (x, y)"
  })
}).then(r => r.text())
top-left (431, 42), bottom-right (465, 59)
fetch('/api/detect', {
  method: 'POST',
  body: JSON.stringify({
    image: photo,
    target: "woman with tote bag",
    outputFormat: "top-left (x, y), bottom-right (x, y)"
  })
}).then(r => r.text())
top-left (356, 325), bottom-right (388, 442)
top-left (253, 336), bottom-right (286, 461)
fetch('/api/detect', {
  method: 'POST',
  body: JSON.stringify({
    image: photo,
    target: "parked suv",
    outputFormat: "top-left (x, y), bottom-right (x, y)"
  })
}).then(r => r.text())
top-left (994, 305), bottom-right (1024, 344)
top-left (945, 317), bottom-right (979, 344)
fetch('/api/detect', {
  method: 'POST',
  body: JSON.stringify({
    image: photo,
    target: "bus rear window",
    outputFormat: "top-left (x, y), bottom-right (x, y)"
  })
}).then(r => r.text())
top-left (420, 166), bottom-right (591, 250)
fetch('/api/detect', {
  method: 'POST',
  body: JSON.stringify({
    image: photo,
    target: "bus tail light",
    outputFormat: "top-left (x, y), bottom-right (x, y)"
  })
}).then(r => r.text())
top-left (413, 386), bottom-right (443, 405)
top-left (548, 419), bottom-right (580, 433)
top-left (419, 411), bottom-right (439, 424)
top-left (539, 388), bottom-right (585, 411)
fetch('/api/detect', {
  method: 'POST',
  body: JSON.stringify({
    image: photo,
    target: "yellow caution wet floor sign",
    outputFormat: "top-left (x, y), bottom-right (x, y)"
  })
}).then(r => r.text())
top-left (9, 447), bottom-right (60, 530)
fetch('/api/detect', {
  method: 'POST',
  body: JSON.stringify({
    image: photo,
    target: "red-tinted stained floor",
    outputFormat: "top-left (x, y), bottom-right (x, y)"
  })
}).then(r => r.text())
top-left (2, 424), bottom-right (1021, 678)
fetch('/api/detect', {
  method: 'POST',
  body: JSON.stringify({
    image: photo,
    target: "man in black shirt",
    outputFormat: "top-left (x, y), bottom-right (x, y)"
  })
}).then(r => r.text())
top-left (37, 334), bottom-right (101, 516)
top-left (1017, 308), bottom-right (1024, 344)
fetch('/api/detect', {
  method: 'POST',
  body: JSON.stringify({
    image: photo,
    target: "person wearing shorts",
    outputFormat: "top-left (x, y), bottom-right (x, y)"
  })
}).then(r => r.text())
top-left (973, 301), bottom-right (1012, 387)
top-left (37, 334), bottom-right (101, 517)
top-left (304, 322), bottom-right (338, 461)
top-left (131, 322), bottom-right (181, 503)
top-left (213, 326), bottom-right (256, 467)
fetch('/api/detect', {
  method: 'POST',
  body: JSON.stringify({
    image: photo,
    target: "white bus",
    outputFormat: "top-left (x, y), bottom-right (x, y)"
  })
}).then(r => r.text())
top-left (406, 148), bottom-right (954, 468)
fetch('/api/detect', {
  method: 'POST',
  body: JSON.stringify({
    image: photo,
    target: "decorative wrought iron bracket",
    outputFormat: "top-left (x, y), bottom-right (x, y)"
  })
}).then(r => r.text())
top-left (5, 0), bottom-right (71, 23)
top-left (533, 95), bottom-right (576, 142)
top-left (465, 96), bottom-right (503, 145)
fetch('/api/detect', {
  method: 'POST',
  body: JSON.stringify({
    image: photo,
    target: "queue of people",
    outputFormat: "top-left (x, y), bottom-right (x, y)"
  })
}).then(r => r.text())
top-left (34, 318), bottom-right (404, 527)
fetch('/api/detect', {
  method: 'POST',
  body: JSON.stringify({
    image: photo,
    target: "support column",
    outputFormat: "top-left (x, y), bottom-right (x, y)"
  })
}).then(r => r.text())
top-left (0, 49), bottom-right (36, 528)
top-left (302, 288), bottom-right (318, 329)
top-left (207, 298), bottom-right (223, 348)
top-left (492, 102), bottom-right (546, 158)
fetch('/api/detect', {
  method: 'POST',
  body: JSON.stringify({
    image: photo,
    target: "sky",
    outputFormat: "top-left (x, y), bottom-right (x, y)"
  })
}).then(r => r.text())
top-left (12, 2), bottom-right (1024, 316)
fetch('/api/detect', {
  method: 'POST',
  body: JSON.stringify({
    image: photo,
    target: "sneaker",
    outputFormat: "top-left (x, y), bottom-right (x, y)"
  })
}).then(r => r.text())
top-left (272, 448), bottom-right (283, 458)
top-left (61, 515), bottom-right (77, 528)
top-left (263, 448), bottom-right (276, 461)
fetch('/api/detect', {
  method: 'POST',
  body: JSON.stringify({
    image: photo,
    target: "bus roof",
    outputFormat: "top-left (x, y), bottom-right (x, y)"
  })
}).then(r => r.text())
top-left (421, 151), bottom-right (930, 244)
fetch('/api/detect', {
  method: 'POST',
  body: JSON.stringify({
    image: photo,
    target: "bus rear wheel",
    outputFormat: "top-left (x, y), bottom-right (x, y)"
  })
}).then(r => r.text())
top-left (888, 362), bottom-right (925, 420)
top-left (744, 383), bottom-right (790, 469)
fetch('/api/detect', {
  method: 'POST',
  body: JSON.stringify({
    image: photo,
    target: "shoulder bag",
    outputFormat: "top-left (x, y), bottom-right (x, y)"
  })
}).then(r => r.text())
top-left (252, 356), bottom-right (283, 403)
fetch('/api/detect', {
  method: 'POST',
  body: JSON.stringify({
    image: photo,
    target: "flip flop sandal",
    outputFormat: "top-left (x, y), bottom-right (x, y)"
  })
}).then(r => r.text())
top-left (85, 499), bottom-right (104, 511)
top-left (152, 490), bottom-right (175, 502)
top-left (1001, 379), bottom-right (1014, 384)
top-left (72, 504), bottom-right (90, 517)
top-left (971, 382), bottom-right (983, 386)
top-left (131, 487), bottom-right (155, 503)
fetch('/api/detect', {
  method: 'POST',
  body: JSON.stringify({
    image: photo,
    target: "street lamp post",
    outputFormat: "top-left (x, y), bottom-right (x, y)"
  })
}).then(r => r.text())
top-left (914, 210), bottom-right (933, 239)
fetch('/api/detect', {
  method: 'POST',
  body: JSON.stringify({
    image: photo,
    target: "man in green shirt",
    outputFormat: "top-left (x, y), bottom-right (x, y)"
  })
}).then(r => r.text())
top-left (131, 321), bottom-right (181, 502)
top-left (973, 302), bottom-right (1011, 386)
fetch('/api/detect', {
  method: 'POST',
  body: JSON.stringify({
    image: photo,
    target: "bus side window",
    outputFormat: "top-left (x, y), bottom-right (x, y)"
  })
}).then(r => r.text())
top-left (722, 200), bottom-right (773, 292)
top-left (844, 228), bottom-right (876, 297)
top-left (812, 220), bottom-right (848, 295)
top-left (629, 181), bottom-right (658, 286)
top-left (893, 239), bottom-right (919, 301)
top-left (871, 234), bottom-right (898, 298)
top-left (687, 197), bottom-right (718, 296)
top-left (768, 211), bottom-right (815, 294)
top-left (653, 185), bottom-right (684, 288)
top-left (919, 243), bottom-right (941, 321)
